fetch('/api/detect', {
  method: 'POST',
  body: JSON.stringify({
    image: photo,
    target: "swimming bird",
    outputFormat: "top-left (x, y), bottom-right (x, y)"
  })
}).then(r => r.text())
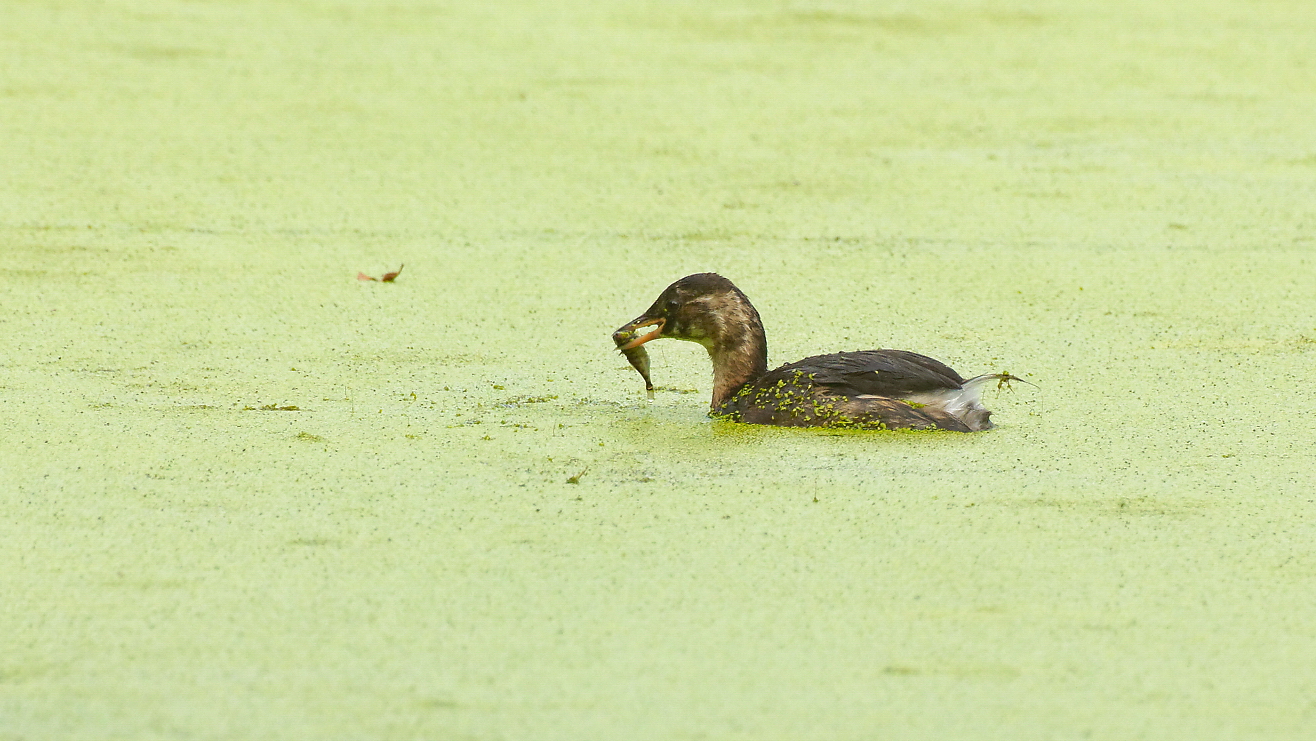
top-left (612, 273), bottom-right (1020, 431)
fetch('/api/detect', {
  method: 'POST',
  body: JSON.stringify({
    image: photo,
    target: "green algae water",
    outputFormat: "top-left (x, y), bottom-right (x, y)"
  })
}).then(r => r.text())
top-left (4, 1), bottom-right (1316, 738)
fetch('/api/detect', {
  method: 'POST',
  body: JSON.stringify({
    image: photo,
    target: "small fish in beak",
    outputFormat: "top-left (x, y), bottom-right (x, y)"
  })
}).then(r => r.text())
top-left (612, 319), bottom-right (662, 393)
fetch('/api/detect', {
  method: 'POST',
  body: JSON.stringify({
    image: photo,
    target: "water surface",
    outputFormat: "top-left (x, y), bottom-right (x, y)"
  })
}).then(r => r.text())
top-left (3, 1), bottom-right (1316, 738)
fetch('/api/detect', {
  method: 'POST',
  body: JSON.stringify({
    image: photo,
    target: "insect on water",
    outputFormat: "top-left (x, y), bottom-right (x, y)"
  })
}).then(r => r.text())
top-left (995, 373), bottom-right (1034, 391)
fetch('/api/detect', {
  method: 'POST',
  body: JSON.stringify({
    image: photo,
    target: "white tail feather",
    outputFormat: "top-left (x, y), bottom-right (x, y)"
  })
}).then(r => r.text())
top-left (905, 373), bottom-right (991, 415)
top-left (903, 373), bottom-right (1025, 431)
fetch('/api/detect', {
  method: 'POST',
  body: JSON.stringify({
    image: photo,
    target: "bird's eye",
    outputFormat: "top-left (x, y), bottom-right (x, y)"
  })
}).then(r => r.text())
top-left (664, 299), bottom-right (680, 314)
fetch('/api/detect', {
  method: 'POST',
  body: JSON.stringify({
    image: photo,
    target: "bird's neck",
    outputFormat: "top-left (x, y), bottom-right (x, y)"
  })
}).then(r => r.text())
top-left (708, 309), bottom-right (768, 409)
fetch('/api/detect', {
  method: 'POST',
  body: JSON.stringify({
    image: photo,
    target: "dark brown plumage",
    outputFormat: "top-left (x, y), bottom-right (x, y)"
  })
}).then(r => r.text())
top-left (612, 273), bottom-right (1019, 431)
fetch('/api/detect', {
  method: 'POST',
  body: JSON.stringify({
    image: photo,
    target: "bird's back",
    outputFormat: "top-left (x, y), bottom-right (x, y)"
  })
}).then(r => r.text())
top-left (715, 350), bottom-right (995, 431)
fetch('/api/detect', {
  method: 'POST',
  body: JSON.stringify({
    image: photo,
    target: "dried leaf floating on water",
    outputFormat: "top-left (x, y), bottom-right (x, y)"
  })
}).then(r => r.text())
top-left (357, 265), bottom-right (404, 282)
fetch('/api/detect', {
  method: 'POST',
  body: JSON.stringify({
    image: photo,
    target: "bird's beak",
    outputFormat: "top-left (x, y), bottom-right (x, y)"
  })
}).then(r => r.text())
top-left (612, 316), bottom-right (666, 350)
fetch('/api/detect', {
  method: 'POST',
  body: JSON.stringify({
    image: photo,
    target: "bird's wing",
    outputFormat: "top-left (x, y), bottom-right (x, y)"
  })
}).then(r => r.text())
top-left (768, 350), bottom-right (965, 398)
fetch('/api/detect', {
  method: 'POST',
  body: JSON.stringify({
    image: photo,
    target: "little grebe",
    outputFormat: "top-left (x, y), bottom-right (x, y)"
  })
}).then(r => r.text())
top-left (612, 273), bottom-right (1020, 431)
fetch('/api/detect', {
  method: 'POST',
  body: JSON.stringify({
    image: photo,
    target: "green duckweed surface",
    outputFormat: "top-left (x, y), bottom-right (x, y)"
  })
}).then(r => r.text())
top-left (4, 1), bottom-right (1316, 738)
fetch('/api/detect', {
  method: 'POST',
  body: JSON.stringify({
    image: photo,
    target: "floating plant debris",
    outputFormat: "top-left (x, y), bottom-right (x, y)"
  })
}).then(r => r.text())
top-left (357, 265), bottom-right (404, 282)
